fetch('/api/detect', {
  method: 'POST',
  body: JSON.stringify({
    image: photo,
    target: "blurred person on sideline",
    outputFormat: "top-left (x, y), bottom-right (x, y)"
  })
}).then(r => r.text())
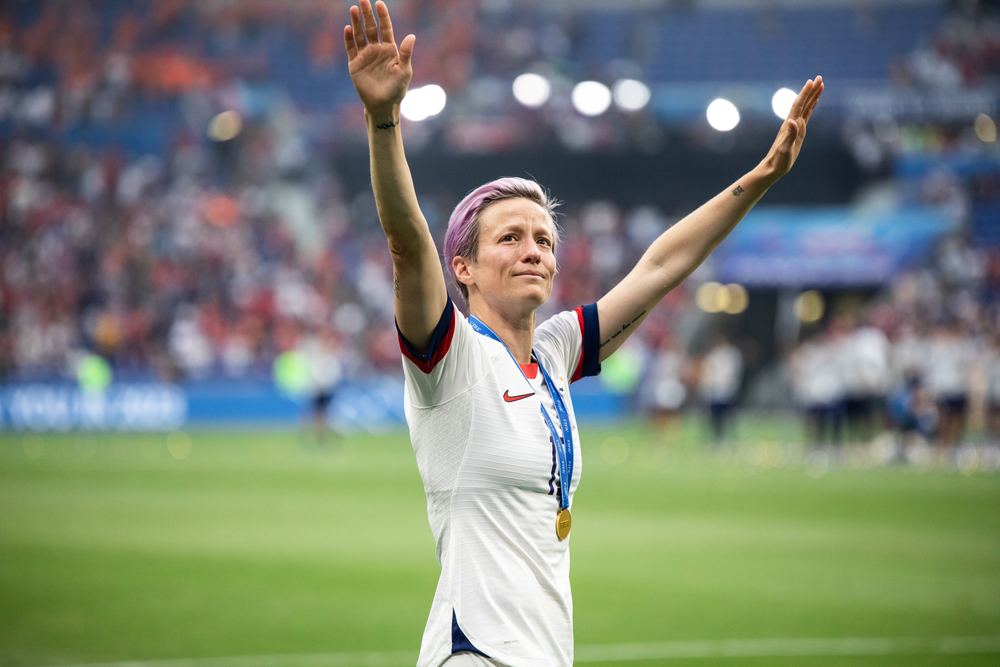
top-left (698, 334), bottom-right (743, 445)
top-left (642, 333), bottom-right (691, 437)
top-left (924, 321), bottom-right (974, 449)
top-left (789, 328), bottom-right (845, 449)
top-left (888, 374), bottom-right (938, 451)
top-left (890, 320), bottom-right (928, 389)
top-left (300, 325), bottom-right (345, 443)
top-left (342, 2), bottom-right (823, 664)
top-left (985, 332), bottom-right (1000, 447)
top-left (841, 312), bottom-right (891, 444)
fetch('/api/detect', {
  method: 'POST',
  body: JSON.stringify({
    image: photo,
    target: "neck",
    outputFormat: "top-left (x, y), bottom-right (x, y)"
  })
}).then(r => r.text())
top-left (469, 298), bottom-right (536, 364)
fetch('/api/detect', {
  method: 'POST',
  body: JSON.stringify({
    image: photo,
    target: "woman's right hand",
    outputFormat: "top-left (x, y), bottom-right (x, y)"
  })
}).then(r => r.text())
top-left (344, 0), bottom-right (415, 117)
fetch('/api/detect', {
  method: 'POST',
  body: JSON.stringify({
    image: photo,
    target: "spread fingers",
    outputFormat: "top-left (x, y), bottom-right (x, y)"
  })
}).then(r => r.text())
top-left (350, 5), bottom-right (367, 47)
top-left (360, 0), bottom-right (380, 45)
top-left (376, 1), bottom-right (395, 46)
top-left (344, 25), bottom-right (358, 60)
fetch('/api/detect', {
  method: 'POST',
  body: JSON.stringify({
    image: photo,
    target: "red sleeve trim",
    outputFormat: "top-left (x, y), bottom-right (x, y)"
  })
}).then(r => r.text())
top-left (571, 306), bottom-right (586, 383)
top-left (397, 299), bottom-right (456, 374)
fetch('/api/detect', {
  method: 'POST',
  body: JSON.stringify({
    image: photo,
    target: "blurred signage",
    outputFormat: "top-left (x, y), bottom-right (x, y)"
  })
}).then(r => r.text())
top-left (0, 375), bottom-right (624, 431)
top-left (0, 378), bottom-right (407, 432)
top-left (845, 88), bottom-right (996, 122)
top-left (0, 384), bottom-right (187, 432)
top-left (714, 206), bottom-right (956, 288)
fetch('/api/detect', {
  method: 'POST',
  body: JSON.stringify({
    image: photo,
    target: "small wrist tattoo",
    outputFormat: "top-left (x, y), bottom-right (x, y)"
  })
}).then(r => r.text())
top-left (732, 185), bottom-right (745, 196)
top-left (375, 119), bottom-right (399, 130)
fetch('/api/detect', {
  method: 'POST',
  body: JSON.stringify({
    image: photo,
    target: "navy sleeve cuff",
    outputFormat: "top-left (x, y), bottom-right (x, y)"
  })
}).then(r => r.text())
top-left (580, 302), bottom-right (601, 378)
top-left (396, 298), bottom-right (455, 374)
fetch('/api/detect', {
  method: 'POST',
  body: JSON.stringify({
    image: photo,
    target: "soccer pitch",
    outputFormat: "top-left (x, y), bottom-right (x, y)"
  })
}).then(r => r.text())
top-left (1, 421), bottom-right (997, 667)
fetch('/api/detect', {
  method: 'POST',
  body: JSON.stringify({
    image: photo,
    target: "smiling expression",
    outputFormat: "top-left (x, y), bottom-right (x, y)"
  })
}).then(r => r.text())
top-left (453, 197), bottom-right (558, 313)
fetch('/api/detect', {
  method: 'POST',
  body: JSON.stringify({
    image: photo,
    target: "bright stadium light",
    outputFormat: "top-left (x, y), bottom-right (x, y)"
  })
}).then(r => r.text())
top-left (208, 110), bottom-right (242, 141)
top-left (696, 282), bottom-right (748, 314)
top-left (771, 88), bottom-right (797, 119)
top-left (696, 282), bottom-right (724, 313)
top-left (706, 98), bottom-right (739, 131)
top-left (612, 79), bottom-right (650, 112)
top-left (572, 81), bottom-right (612, 117)
top-left (975, 113), bottom-right (997, 143)
top-left (513, 73), bottom-right (551, 108)
top-left (400, 84), bottom-right (447, 122)
top-left (795, 290), bottom-right (825, 323)
top-left (723, 284), bottom-right (749, 314)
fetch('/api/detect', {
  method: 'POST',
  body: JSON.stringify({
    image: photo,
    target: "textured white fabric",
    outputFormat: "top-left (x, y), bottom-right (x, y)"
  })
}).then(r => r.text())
top-left (441, 652), bottom-right (507, 667)
top-left (403, 306), bottom-right (587, 667)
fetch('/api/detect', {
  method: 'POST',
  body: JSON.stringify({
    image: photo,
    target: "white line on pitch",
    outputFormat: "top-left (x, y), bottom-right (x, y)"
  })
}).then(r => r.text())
top-left (45, 635), bottom-right (1000, 667)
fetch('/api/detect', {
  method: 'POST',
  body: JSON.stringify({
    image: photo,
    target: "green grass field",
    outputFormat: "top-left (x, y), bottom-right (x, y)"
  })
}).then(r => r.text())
top-left (1, 420), bottom-right (998, 667)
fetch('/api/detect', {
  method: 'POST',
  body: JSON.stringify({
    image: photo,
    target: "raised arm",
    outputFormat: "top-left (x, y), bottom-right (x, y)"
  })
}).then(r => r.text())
top-left (596, 77), bottom-right (824, 362)
top-left (345, 0), bottom-right (448, 352)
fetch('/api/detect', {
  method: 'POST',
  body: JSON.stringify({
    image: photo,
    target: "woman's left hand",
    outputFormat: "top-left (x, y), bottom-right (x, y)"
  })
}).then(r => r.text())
top-left (760, 76), bottom-right (824, 180)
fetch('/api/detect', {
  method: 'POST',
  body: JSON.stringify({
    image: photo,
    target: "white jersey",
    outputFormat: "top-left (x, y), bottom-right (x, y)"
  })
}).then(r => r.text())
top-left (698, 344), bottom-right (742, 404)
top-left (398, 299), bottom-right (601, 667)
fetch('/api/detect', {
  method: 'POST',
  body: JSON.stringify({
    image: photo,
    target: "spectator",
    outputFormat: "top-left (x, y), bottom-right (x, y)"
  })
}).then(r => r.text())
top-left (698, 334), bottom-right (743, 445)
top-left (841, 313), bottom-right (892, 444)
top-left (789, 330), bottom-right (846, 449)
top-left (924, 321), bottom-right (974, 448)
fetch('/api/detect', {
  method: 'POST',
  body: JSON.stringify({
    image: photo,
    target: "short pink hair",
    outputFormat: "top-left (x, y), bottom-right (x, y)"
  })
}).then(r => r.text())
top-left (443, 177), bottom-right (559, 302)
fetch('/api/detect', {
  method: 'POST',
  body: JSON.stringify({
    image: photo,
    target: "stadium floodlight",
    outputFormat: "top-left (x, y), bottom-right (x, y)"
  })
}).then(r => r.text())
top-left (612, 79), bottom-right (650, 112)
top-left (696, 282), bottom-right (724, 313)
top-left (400, 84), bottom-right (447, 122)
top-left (571, 81), bottom-right (612, 117)
top-left (771, 88), bottom-right (797, 119)
top-left (706, 98), bottom-right (739, 131)
top-left (513, 73), bottom-right (551, 108)
top-left (795, 290), bottom-right (824, 323)
top-left (723, 284), bottom-right (749, 314)
top-left (697, 282), bottom-right (749, 314)
top-left (975, 113), bottom-right (997, 143)
top-left (208, 110), bottom-right (242, 141)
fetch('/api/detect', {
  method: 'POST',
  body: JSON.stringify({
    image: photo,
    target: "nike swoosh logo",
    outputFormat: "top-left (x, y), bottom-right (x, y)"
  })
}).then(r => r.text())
top-left (503, 390), bottom-right (535, 403)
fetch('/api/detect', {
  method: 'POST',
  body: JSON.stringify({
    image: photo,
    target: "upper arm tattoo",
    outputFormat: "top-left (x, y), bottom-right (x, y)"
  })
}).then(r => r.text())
top-left (599, 310), bottom-right (646, 348)
top-left (393, 270), bottom-right (400, 298)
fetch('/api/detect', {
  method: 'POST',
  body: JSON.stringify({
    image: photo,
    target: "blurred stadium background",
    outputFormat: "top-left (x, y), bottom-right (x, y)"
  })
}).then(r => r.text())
top-left (0, 0), bottom-right (998, 665)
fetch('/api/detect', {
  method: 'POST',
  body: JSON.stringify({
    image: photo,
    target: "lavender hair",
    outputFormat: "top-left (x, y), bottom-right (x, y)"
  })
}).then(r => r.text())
top-left (443, 177), bottom-right (560, 302)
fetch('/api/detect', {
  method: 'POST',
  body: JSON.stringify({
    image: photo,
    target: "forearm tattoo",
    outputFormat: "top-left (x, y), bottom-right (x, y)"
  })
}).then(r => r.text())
top-left (732, 185), bottom-right (745, 196)
top-left (375, 119), bottom-right (399, 130)
top-left (599, 310), bottom-right (646, 348)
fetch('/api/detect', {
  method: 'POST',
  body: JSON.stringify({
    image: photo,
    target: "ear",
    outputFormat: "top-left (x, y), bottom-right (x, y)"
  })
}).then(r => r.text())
top-left (452, 255), bottom-right (475, 287)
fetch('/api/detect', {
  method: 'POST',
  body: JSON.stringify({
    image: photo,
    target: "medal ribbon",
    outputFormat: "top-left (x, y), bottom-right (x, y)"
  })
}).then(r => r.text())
top-left (468, 315), bottom-right (574, 511)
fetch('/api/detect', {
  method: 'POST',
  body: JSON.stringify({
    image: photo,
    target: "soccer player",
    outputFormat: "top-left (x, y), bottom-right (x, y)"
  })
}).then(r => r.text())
top-left (343, 2), bottom-right (823, 665)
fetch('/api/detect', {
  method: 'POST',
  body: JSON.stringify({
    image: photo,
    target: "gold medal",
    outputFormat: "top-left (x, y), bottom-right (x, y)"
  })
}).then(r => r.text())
top-left (555, 508), bottom-right (572, 541)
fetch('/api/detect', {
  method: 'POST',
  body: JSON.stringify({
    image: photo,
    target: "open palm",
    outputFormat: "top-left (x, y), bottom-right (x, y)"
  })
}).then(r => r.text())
top-left (764, 77), bottom-right (824, 177)
top-left (344, 0), bottom-right (416, 114)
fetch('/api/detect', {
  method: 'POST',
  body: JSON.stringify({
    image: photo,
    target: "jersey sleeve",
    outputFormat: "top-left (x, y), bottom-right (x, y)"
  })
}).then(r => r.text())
top-left (397, 298), bottom-right (491, 407)
top-left (534, 303), bottom-right (601, 383)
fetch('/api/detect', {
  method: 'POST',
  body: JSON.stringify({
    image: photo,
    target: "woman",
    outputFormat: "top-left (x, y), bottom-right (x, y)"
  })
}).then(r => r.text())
top-left (344, 2), bottom-right (823, 665)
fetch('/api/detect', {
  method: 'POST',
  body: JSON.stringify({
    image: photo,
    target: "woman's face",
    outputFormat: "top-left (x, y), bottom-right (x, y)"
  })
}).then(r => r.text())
top-left (457, 197), bottom-right (557, 313)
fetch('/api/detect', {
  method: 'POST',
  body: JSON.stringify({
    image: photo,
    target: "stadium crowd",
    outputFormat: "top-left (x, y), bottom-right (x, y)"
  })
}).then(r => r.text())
top-left (0, 128), bottom-right (691, 382)
top-left (5, 122), bottom-right (1000, 453)
top-left (2, 0), bottom-right (1000, 456)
